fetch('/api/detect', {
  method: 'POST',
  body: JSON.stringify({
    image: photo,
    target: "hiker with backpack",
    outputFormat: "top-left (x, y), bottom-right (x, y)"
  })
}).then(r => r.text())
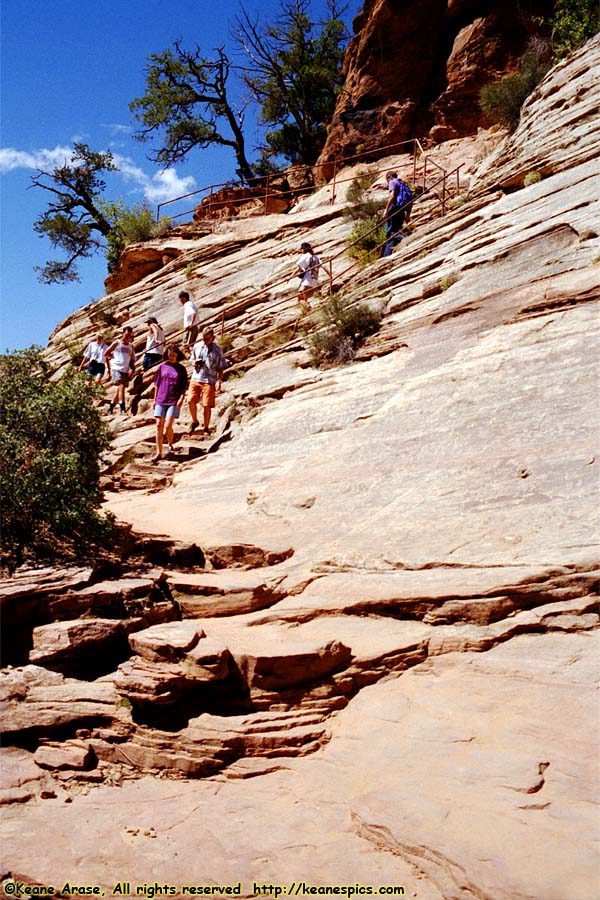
top-left (382, 171), bottom-right (413, 257)
top-left (296, 241), bottom-right (321, 314)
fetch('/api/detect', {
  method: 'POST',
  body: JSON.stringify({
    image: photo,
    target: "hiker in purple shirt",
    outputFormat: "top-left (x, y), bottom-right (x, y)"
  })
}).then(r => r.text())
top-left (382, 170), bottom-right (413, 257)
top-left (152, 344), bottom-right (188, 462)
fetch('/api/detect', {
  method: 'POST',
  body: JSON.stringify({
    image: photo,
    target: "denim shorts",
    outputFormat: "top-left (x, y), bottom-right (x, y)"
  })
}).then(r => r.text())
top-left (154, 403), bottom-right (181, 419)
top-left (87, 360), bottom-right (105, 378)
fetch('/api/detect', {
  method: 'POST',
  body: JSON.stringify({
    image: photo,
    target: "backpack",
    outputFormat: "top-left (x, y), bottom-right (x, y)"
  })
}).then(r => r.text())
top-left (393, 180), bottom-right (413, 209)
top-left (297, 254), bottom-right (320, 279)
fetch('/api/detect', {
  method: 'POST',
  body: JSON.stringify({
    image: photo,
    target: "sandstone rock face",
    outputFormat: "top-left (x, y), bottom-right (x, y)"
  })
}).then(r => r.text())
top-left (29, 618), bottom-right (128, 666)
top-left (104, 244), bottom-right (181, 294)
top-left (128, 621), bottom-right (206, 662)
top-left (193, 185), bottom-right (292, 221)
top-left (0, 666), bottom-right (122, 738)
top-left (317, 0), bottom-right (553, 168)
top-left (4, 40), bottom-right (599, 900)
top-left (34, 740), bottom-right (95, 771)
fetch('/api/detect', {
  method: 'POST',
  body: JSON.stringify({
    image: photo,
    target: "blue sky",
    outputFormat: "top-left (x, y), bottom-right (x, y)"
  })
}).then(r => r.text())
top-left (0, 0), bottom-right (362, 350)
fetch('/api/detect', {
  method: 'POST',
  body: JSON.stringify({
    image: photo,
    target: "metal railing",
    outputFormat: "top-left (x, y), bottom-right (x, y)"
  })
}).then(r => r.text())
top-left (136, 160), bottom-right (462, 388)
top-left (157, 139), bottom-right (428, 224)
top-left (119, 142), bottom-right (465, 409)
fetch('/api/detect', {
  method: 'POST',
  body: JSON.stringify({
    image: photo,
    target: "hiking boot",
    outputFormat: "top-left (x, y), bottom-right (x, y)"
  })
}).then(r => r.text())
top-left (119, 403), bottom-right (126, 413)
top-left (189, 421), bottom-right (199, 434)
top-left (108, 402), bottom-right (115, 414)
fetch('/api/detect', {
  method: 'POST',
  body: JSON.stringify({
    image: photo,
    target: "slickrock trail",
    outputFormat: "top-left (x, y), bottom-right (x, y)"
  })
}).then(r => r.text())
top-left (2, 38), bottom-right (599, 900)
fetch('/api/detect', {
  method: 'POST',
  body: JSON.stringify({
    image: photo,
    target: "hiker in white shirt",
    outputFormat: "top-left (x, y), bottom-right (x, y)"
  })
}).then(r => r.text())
top-left (105, 326), bottom-right (136, 414)
top-left (142, 316), bottom-right (166, 371)
top-left (296, 241), bottom-right (321, 314)
top-left (179, 290), bottom-right (199, 351)
top-left (78, 332), bottom-right (108, 386)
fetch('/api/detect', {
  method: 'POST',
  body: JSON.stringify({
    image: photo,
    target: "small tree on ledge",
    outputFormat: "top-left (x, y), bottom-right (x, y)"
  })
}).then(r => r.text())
top-left (130, 42), bottom-right (255, 183)
top-left (31, 143), bottom-right (116, 284)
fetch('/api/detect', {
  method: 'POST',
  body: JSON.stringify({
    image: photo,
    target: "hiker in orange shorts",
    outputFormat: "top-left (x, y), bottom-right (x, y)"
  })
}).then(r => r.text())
top-left (187, 326), bottom-right (227, 436)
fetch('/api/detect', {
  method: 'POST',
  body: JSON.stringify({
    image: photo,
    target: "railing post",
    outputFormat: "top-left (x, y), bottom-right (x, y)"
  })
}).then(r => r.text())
top-left (331, 158), bottom-right (338, 206)
top-left (412, 141), bottom-right (417, 187)
top-left (265, 174), bottom-right (269, 213)
top-left (441, 174), bottom-right (446, 216)
top-left (328, 260), bottom-right (333, 297)
top-left (422, 157), bottom-right (427, 195)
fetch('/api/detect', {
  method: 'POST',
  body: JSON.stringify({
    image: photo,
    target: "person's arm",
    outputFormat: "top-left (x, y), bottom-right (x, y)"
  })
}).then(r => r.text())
top-left (384, 187), bottom-right (394, 220)
top-left (77, 345), bottom-right (90, 372)
top-left (216, 348), bottom-right (227, 392)
top-left (104, 341), bottom-right (117, 379)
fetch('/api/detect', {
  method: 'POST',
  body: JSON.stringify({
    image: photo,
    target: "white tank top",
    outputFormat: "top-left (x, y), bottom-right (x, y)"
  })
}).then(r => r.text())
top-left (146, 324), bottom-right (165, 354)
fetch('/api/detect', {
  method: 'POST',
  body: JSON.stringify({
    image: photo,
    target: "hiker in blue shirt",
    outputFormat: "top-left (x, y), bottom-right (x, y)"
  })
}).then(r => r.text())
top-left (382, 171), bottom-right (413, 257)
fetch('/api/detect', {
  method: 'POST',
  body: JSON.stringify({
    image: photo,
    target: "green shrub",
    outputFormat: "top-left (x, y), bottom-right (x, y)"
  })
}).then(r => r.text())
top-left (100, 200), bottom-right (171, 272)
top-left (0, 348), bottom-right (114, 572)
top-left (57, 328), bottom-right (86, 366)
top-left (344, 174), bottom-right (384, 222)
top-left (348, 219), bottom-right (387, 265)
top-left (440, 273), bottom-right (458, 291)
top-left (524, 171), bottom-right (542, 186)
top-left (307, 295), bottom-right (382, 367)
top-left (551, 0), bottom-right (600, 58)
top-left (344, 174), bottom-right (387, 264)
top-left (480, 47), bottom-right (551, 130)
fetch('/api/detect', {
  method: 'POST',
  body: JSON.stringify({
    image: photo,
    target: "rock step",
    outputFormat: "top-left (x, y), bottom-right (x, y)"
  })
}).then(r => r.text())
top-left (123, 461), bottom-right (179, 475)
top-left (234, 712), bottom-right (327, 735)
top-left (117, 474), bottom-right (170, 492)
top-left (135, 442), bottom-right (206, 462)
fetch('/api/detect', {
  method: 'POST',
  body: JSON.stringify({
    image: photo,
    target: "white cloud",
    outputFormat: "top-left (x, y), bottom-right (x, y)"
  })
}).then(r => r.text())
top-left (0, 146), bottom-right (75, 173)
top-left (0, 144), bottom-right (197, 204)
top-left (145, 169), bottom-right (197, 203)
top-left (101, 123), bottom-right (133, 135)
top-left (114, 155), bottom-right (196, 203)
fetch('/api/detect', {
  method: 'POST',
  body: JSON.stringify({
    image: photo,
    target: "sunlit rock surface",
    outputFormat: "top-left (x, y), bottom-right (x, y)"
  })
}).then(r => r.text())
top-left (2, 38), bottom-right (599, 900)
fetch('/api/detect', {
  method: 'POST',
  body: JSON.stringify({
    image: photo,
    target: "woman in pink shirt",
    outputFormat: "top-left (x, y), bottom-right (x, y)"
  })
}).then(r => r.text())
top-left (152, 344), bottom-right (188, 462)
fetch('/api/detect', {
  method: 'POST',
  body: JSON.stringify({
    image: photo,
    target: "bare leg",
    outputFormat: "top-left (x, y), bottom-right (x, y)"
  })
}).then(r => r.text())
top-left (165, 418), bottom-right (176, 449)
top-left (297, 287), bottom-right (314, 315)
top-left (154, 417), bottom-right (165, 459)
top-left (203, 404), bottom-right (212, 430)
top-left (109, 386), bottom-right (120, 412)
top-left (188, 394), bottom-right (199, 429)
